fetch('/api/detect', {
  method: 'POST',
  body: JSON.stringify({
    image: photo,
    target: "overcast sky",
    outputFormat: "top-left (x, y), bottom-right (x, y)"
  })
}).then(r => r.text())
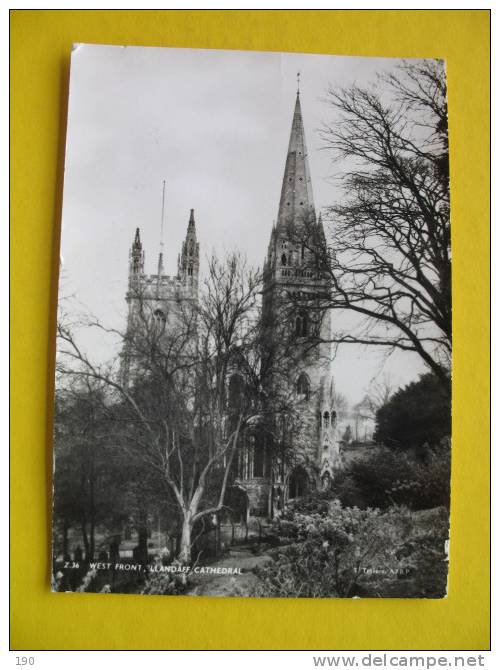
top-left (60, 44), bottom-right (429, 404)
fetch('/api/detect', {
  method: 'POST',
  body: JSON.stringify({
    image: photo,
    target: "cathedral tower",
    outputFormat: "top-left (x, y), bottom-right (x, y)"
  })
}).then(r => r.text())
top-left (262, 89), bottom-right (340, 500)
top-left (121, 209), bottom-right (200, 385)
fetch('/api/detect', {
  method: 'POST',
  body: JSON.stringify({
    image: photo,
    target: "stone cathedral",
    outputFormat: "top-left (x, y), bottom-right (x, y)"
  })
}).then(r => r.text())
top-left (123, 90), bottom-right (341, 518)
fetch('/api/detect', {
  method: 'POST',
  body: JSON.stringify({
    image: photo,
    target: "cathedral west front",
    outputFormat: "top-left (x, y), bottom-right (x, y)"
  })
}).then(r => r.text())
top-left (123, 89), bottom-right (341, 519)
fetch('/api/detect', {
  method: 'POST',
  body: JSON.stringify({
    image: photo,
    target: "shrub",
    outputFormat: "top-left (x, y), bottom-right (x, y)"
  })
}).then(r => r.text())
top-left (256, 501), bottom-right (411, 597)
top-left (395, 506), bottom-right (449, 598)
top-left (335, 440), bottom-right (451, 510)
top-left (282, 490), bottom-right (336, 517)
top-left (255, 500), bottom-right (449, 598)
top-left (141, 570), bottom-right (190, 596)
top-left (140, 558), bottom-right (192, 595)
top-left (375, 373), bottom-right (451, 450)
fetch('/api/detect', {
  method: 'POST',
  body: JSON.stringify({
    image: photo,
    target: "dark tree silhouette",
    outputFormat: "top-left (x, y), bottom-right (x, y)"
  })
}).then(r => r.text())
top-left (374, 373), bottom-right (451, 451)
top-left (311, 60), bottom-right (451, 390)
top-left (53, 380), bottom-right (123, 560)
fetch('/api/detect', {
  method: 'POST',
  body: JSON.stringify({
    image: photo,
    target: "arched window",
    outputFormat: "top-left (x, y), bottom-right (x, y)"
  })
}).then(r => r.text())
top-left (188, 264), bottom-right (193, 276)
top-left (153, 309), bottom-right (166, 330)
top-left (295, 311), bottom-right (309, 337)
top-left (323, 411), bottom-right (330, 428)
top-left (281, 253), bottom-right (287, 266)
top-left (189, 240), bottom-right (194, 256)
top-left (245, 431), bottom-right (268, 478)
top-left (331, 411), bottom-right (337, 428)
top-left (301, 312), bottom-right (309, 336)
top-left (296, 373), bottom-right (310, 401)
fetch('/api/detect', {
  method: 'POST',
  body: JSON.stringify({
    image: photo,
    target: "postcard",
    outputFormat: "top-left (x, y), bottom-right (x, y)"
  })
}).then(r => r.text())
top-left (53, 44), bottom-right (451, 598)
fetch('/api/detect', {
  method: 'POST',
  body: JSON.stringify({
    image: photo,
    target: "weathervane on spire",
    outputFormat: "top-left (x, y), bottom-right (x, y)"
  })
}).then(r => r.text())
top-left (297, 71), bottom-right (301, 94)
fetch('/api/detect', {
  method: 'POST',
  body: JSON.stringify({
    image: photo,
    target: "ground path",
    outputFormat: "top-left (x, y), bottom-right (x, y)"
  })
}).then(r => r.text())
top-left (187, 545), bottom-right (273, 597)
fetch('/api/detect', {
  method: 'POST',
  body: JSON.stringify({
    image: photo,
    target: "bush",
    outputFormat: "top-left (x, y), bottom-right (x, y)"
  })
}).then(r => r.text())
top-left (282, 490), bottom-right (336, 517)
top-left (375, 373), bottom-right (451, 450)
top-left (335, 440), bottom-right (451, 510)
top-left (141, 570), bottom-right (190, 596)
top-left (397, 507), bottom-right (450, 598)
top-left (255, 499), bottom-right (449, 598)
top-left (256, 501), bottom-right (409, 597)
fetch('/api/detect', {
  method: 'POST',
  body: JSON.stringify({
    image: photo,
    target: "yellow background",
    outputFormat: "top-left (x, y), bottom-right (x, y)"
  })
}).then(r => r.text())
top-left (10, 10), bottom-right (490, 650)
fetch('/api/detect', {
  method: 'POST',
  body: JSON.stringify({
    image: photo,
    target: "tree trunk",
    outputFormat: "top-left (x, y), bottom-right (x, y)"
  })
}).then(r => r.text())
top-left (178, 515), bottom-right (192, 564)
top-left (81, 522), bottom-right (90, 560)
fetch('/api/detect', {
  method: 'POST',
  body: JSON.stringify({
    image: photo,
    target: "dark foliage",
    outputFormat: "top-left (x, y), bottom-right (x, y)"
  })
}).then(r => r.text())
top-left (334, 441), bottom-right (451, 511)
top-left (374, 373), bottom-right (451, 451)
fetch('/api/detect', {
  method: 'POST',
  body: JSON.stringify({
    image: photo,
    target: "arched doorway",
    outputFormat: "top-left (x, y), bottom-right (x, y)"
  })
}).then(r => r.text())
top-left (288, 466), bottom-right (310, 499)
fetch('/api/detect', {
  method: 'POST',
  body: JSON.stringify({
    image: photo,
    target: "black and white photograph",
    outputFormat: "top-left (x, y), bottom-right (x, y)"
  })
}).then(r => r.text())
top-left (52, 45), bottom-right (451, 599)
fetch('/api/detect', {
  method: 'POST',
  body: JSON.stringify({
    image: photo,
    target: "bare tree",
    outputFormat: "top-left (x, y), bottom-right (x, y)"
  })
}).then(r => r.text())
top-left (56, 252), bottom-right (293, 564)
top-left (312, 60), bottom-right (450, 390)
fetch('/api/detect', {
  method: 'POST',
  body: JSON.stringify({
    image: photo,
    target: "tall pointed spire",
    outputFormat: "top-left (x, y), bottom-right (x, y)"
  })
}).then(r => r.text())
top-left (276, 89), bottom-right (315, 233)
top-left (188, 208), bottom-right (196, 234)
top-left (134, 227), bottom-right (141, 247)
top-left (178, 209), bottom-right (199, 285)
top-left (129, 227), bottom-right (144, 281)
